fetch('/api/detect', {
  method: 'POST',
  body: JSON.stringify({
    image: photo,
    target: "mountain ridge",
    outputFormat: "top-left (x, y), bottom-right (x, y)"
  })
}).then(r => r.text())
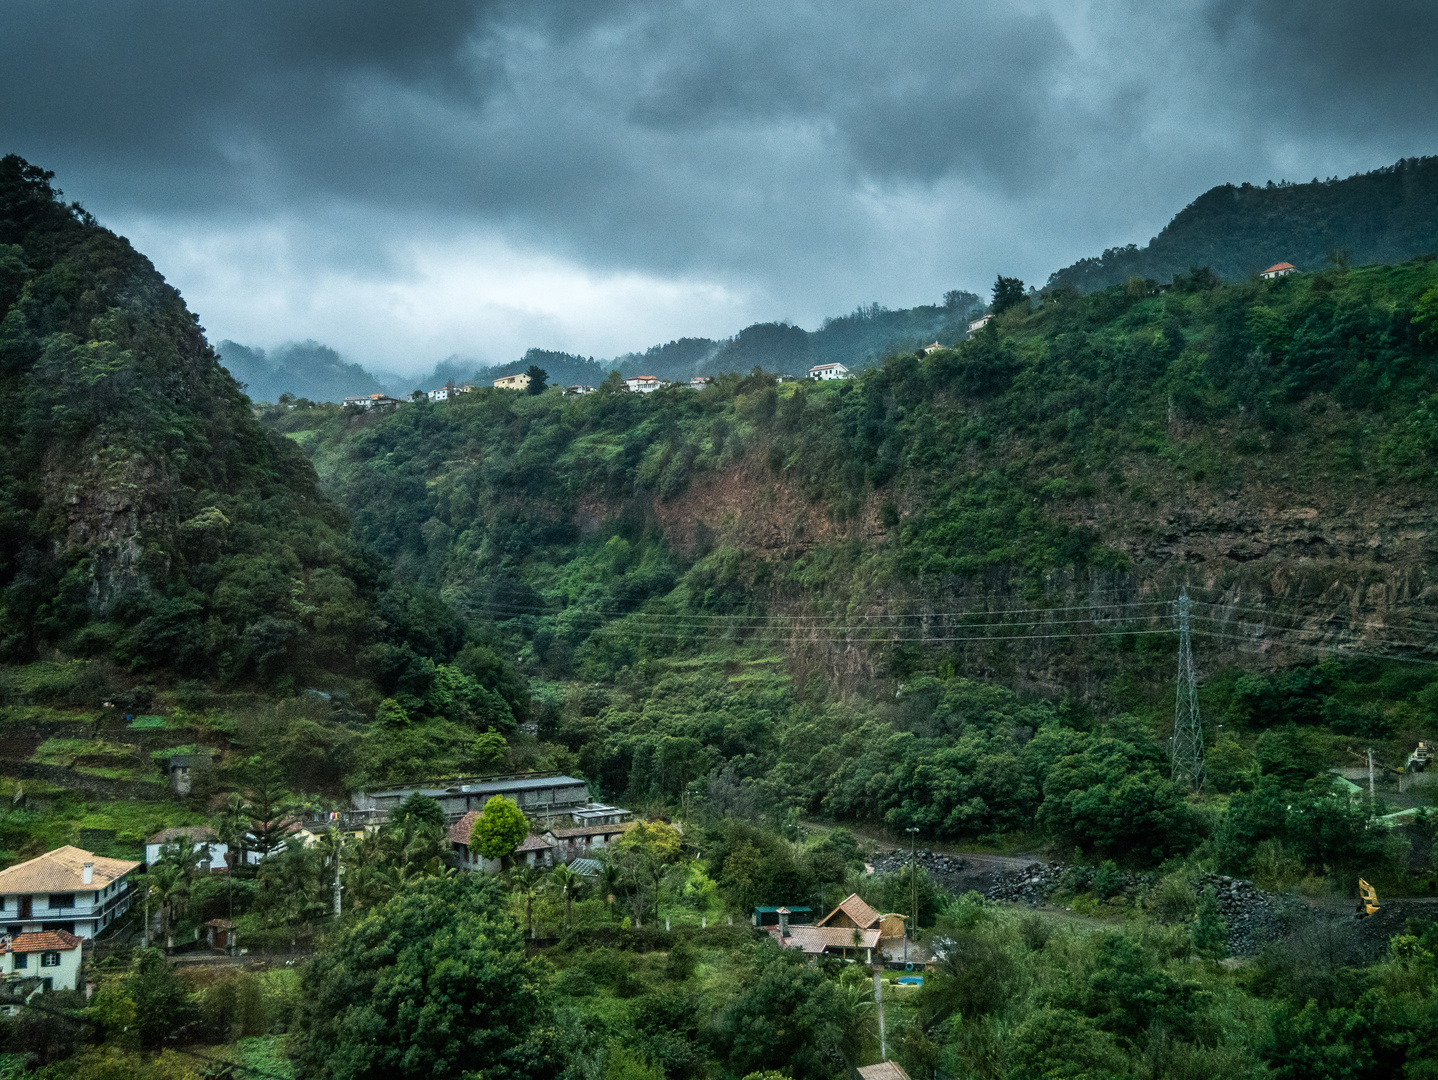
top-left (1048, 154), bottom-right (1438, 292)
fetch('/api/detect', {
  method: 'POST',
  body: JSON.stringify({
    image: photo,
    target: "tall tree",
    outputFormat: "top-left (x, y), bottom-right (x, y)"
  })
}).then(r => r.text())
top-left (472, 795), bottom-right (528, 865)
top-left (524, 365), bottom-right (549, 395)
top-left (991, 275), bottom-right (1027, 314)
top-left (292, 874), bottom-right (559, 1080)
top-left (242, 759), bottom-right (294, 861)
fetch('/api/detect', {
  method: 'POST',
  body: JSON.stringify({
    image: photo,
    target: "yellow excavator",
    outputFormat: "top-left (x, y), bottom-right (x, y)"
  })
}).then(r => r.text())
top-left (1357, 878), bottom-right (1380, 917)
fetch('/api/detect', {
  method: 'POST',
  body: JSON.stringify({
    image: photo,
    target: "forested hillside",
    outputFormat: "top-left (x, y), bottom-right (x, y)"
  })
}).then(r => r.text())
top-left (0, 154), bottom-right (529, 733)
top-left (274, 253), bottom-right (1438, 844)
top-left (12, 154), bottom-right (1438, 1080)
top-left (1049, 155), bottom-right (1438, 292)
top-left (215, 339), bottom-right (387, 405)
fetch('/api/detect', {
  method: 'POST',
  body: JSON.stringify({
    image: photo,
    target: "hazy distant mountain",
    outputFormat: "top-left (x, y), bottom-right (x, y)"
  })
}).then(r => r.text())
top-left (1047, 155), bottom-right (1438, 292)
top-left (216, 339), bottom-right (387, 403)
top-left (219, 288), bottom-right (984, 401)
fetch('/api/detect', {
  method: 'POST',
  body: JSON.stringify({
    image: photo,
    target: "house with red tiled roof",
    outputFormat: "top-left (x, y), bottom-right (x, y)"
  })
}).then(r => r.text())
top-left (763, 892), bottom-right (920, 965)
top-left (1, 929), bottom-right (83, 1002)
top-left (448, 810), bottom-right (485, 871)
top-left (1260, 261), bottom-right (1298, 279)
top-left (0, 846), bottom-right (138, 941)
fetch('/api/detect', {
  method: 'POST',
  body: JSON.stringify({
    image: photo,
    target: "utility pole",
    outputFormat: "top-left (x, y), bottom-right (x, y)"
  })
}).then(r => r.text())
top-left (333, 865), bottom-right (343, 918)
top-left (1367, 747), bottom-right (1375, 800)
top-left (1171, 587), bottom-right (1205, 790)
top-left (905, 826), bottom-right (919, 939)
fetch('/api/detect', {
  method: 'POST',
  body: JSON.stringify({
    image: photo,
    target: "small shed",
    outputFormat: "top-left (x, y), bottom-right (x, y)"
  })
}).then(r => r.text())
top-left (752, 905), bottom-right (813, 928)
top-left (204, 919), bottom-right (236, 953)
top-left (158, 749), bottom-right (213, 795)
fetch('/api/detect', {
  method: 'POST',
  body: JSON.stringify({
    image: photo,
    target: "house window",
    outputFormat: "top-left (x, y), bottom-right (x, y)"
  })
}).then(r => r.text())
top-left (41, 952), bottom-right (61, 968)
top-left (48, 894), bottom-right (75, 909)
top-left (12, 954), bottom-right (26, 969)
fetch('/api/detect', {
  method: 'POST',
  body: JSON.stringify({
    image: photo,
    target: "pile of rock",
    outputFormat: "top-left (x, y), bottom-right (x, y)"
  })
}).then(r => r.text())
top-left (871, 849), bottom-right (969, 889)
top-left (1194, 873), bottom-right (1286, 957)
top-left (985, 863), bottom-right (1067, 904)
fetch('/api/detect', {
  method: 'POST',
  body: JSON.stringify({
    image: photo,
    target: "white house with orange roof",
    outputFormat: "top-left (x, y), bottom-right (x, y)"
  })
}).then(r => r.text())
top-left (624, 375), bottom-right (661, 393)
top-left (1, 929), bottom-right (84, 1001)
top-left (0, 846), bottom-right (139, 941)
top-left (1260, 262), bottom-right (1298, 279)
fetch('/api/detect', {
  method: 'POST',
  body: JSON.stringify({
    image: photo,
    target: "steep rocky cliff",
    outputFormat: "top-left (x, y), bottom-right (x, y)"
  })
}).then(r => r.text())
top-left (0, 155), bottom-right (370, 683)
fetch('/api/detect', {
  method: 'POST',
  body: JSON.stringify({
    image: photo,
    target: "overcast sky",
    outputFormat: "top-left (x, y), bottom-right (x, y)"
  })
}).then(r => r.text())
top-left (3, 0), bottom-right (1436, 372)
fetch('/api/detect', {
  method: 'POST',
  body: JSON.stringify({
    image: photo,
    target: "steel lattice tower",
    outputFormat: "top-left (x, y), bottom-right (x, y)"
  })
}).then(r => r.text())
top-left (1171, 587), bottom-right (1205, 790)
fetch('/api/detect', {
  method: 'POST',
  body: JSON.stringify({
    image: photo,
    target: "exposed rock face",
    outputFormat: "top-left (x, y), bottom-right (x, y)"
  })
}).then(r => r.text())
top-left (44, 452), bottom-right (173, 605)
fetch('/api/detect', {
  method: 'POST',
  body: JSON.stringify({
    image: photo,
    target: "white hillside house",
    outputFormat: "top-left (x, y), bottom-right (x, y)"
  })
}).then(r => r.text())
top-left (968, 314), bottom-right (994, 333)
top-left (624, 375), bottom-right (660, 393)
top-left (1, 930), bottom-right (83, 1002)
top-left (0, 846), bottom-right (139, 941)
top-left (808, 363), bottom-right (849, 381)
top-left (1260, 262), bottom-right (1298, 279)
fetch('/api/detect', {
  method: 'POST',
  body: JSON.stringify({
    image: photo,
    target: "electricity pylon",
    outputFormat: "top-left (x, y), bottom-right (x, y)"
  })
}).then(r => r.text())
top-left (1171, 587), bottom-right (1205, 790)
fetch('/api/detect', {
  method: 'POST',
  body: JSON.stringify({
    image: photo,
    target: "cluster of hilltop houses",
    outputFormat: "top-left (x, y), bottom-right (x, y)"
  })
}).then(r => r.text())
top-left (336, 322), bottom-right (1056, 408)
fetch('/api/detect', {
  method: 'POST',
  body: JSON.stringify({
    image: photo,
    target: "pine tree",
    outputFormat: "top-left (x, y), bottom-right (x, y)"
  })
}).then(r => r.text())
top-left (1191, 885), bottom-right (1227, 959)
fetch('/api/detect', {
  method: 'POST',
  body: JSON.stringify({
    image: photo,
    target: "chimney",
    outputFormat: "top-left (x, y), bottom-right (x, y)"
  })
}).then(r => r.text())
top-left (82, 862), bottom-right (94, 885)
top-left (777, 907), bottom-right (790, 937)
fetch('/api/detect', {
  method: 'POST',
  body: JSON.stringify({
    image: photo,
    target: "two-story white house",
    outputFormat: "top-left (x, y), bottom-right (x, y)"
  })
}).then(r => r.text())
top-left (967, 313), bottom-right (994, 334)
top-left (624, 375), bottom-right (660, 393)
top-left (0, 846), bottom-right (139, 941)
top-left (808, 363), bottom-right (849, 381)
top-left (144, 826), bottom-right (228, 872)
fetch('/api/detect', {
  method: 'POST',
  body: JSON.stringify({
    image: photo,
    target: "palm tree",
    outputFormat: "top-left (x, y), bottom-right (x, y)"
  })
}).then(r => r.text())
top-left (549, 863), bottom-right (584, 930)
top-left (315, 827), bottom-right (346, 915)
top-left (509, 864), bottom-right (542, 939)
top-left (146, 861), bottom-right (191, 952)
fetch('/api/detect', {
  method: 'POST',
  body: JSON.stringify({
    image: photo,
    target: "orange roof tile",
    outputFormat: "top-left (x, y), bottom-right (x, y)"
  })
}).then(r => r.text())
top-left (448, 810), bottom-right (481, 846)
top-left (0, 847), bottom-right (138, 894)
top-left (818, 893), bottom-right (881, 929)
top-left (4, 930), bottom-right (82, 953)
top-left (767, 925), bottom-right (882, 953)
top-left (858, 1063), bottom-right (912, 1080)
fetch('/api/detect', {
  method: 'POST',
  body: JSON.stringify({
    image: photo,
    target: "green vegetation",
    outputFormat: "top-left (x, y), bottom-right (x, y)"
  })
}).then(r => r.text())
top-left (8, 154), bottom-right (1438, 1080)
top-left (1049, 154), bottom-right (1438, 291)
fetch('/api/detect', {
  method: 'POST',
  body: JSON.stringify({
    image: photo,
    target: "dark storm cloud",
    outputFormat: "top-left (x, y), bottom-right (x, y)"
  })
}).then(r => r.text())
top-left (1, 0), bottom-right (1435, 366)
top-left (1205, 0), bottom-right (1438, 132)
